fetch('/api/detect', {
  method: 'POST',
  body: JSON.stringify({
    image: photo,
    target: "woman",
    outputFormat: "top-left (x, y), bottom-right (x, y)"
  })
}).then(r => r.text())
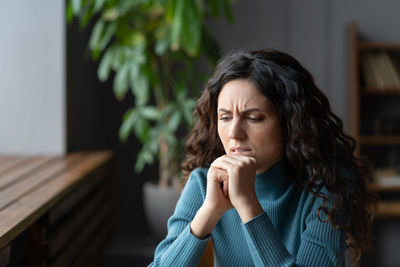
top-left (149, 49), bottom-right (376, 266)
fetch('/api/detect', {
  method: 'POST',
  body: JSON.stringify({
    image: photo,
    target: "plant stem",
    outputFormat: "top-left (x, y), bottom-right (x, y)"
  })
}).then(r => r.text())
top-left (159, 137), bottom-right (177, 188)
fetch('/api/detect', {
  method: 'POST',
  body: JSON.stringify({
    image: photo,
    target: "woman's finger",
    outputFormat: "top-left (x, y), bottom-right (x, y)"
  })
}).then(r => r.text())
top-left (212, 155), bottom-right (256, 174)
top-left (211, 156), bottom-right (235, 171)
top-left (222, 178), bottom-right (229, 197)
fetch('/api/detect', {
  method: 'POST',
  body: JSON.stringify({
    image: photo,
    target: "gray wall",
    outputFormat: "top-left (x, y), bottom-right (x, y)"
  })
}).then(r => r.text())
top-left (211, 0), bottom-right (400, 266)
top-left (0, 0), bottom-right (65, 154)
top-left (211, 0), bottom-right (400, 131)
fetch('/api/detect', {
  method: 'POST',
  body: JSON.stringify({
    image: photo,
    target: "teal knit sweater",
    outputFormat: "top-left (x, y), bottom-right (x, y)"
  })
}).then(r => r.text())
top-left (149, 160), bottom-right (346, 266)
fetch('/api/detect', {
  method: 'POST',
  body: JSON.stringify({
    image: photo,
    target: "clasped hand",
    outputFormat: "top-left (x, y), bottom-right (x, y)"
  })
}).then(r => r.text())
top-left (203, 155), bottom-right (262, 222)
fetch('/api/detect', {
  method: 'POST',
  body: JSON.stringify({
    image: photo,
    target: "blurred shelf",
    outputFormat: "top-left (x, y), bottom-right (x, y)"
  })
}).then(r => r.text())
top-left (375, 201), bottom-right (400, 218)
top-left (368, 182), bottom-right (400, 192)
top-left (360, 135), bottom-right (400, 145)
top-left (368, 183), bottom-right (400, 218)
top-left (363, 87), bottom-right (400, 94)
top-left (358, 41), bottom-right (400, 50)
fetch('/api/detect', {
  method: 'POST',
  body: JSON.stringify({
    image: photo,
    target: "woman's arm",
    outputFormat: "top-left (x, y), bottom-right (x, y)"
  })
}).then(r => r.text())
top-left (148, 169), bottom-right (210, 267)
top-left (190, 164), bottom-right (233, 238)
top-left (149, 166), bottom-right (233, 266)
top-left (241, 193), bottom-right (346, 267)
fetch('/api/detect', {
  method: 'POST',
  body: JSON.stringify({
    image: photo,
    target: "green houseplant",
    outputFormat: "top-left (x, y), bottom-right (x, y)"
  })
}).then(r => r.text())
top-left (67, 0), bottom-right (234, 237)
top-left (67, 0), bottom-right (234, 188)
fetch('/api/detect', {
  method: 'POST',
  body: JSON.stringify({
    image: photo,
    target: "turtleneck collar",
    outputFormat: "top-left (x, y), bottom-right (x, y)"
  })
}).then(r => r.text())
top-left (255, 158), bottom-right (293, 200)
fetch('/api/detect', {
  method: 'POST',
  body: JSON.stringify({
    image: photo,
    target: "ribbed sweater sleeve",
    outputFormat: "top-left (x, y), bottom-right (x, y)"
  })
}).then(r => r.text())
top-left (242, 194), bottom-right (345, 267)
top-left (242, 212), bottom-right (295, 266)
top-left (148, 169), bottom-right (209, 267)
top-left (295, 193), bottom-right (346, 266)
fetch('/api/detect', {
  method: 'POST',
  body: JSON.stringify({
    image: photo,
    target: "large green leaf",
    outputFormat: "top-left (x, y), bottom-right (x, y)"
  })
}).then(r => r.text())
top-left (135, 146), bottom-right (155, 172)
top-left (72, 0), bottom-right (82, 15)
top-left (141, 147), bottom-right (155, 164)
top-left (129, 62), bottom-right (149, 105)
top-left (110, 45), bottom-right (125, 70)
top-left (89, 20), bottom-right (105, 51)
top-left (66, 0), bottom-right (74, 23)
top-left (119, 108), bottom-right (139, 142)
top-left (154, 23), bottom-right (171, 56)
top-left (181, 1), bottom-right (201, 56)
top-left (147, 127), bottom-right (160, 153)
top-left (113, 63), bottom-right (130, 100)
top-left (140, 106), bottom-right (161, 120)
top-left (168, 109), bottom-right (181, 132)
top-left (99, 22), bottom-right (117, 51)
top-left (170, 0), bottom-right (184, 51)
top-left (165, 0), bottom-right (177, 21)
top-left (94, 0), bottom-right (106, 12)
top-left (80, 3), bottom-right (96, 28)
top-left (98, 47), bottom-right (113, 81)
top-left (161, 103), bottom-right (174, 119)
top-left (90, 20), bottom-right (117, 60)
top-left (134, 156), bottom-right (145, 172)
top-left (116, 0), bottom-right (141, 15)
top-left (134, 116), bottom-right (150, 143)
top-left (132, 74), bottom-right (149, 105)
top-left (127, 45), bottom-right (146, 65)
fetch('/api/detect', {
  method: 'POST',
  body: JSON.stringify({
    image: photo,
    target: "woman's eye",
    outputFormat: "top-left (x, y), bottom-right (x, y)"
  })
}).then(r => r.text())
top-left (248, 117), bottom-right (263, 122)
top-left (219, 116), bottom-right (231, 121)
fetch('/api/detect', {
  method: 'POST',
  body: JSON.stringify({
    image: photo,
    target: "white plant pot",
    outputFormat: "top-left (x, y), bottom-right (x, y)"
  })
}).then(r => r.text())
top-left (143, 180), bottom-right (181, 239)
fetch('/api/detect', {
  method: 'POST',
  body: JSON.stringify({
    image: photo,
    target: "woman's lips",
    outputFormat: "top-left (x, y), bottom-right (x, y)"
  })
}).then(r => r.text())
top-left (230, 147), bottom-right (252, 155)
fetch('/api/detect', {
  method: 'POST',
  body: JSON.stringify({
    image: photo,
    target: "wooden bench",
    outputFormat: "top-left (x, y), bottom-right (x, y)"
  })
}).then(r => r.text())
top-left (0, 151), bottom-right (114, 266)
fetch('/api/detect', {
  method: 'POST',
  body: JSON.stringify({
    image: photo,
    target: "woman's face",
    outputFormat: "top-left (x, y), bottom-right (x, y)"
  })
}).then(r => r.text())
top-left (217, 79), bottom-right (284, 174)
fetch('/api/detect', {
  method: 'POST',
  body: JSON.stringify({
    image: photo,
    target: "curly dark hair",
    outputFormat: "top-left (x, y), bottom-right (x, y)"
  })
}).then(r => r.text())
top-left (182, 49), bottom-right (377, 262)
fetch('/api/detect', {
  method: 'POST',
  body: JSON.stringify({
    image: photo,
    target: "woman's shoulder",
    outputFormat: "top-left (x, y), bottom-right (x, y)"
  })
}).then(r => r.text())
top-left (179, 166), bottom-right (210, 200)
top-left (188, 166), bottom-right (209, 181)
top-left (185, 166), bottom-right (210, 188)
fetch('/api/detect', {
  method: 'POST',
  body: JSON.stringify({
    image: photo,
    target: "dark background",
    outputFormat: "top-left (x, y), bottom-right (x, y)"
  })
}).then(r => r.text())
top-left (66, 18), bottom-right (158, 237)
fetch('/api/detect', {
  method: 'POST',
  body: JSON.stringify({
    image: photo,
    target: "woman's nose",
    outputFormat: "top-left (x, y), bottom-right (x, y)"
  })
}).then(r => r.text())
top-left (228, 119), bottom-right (246, 139)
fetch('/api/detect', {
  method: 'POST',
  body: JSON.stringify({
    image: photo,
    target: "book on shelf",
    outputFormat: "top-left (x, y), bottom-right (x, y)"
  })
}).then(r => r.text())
top-left (375, 52), bottom-right (391, 88)
top-left (372, 167), bottom-right (400, 187)
top-left (391, 52), bottom-right (400, 82)
top-left (361, 53), bottom-right (378, 88)
top-left (361, 51), bottom-right (400, 90)
top-left (380, 52), bottom-right (400, 88)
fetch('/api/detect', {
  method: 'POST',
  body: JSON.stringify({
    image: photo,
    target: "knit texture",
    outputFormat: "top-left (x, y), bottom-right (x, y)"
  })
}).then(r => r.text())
top-left (149, 160), bottom-right (346, 266)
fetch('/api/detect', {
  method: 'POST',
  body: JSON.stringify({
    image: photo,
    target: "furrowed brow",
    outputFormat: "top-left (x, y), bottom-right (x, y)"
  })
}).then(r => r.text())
top-left (218, 108), bottom-right (267, 114)
top-left (242, 108), bottom-right (265, 113)
top-left (218, 108), bottom-right (232, 113)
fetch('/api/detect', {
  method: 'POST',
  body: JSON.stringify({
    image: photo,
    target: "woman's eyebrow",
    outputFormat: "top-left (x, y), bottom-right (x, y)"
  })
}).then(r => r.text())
top-left (217, 108), bottom-right (267, 113)
top-left (218, 108), bottom-right (232, 113)
top-left (241, 108), bottom-right (266, 113)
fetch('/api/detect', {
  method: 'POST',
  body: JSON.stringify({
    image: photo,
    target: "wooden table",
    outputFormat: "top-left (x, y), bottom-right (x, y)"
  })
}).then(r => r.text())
top-left (0, 151), bottom-right (114, 267)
